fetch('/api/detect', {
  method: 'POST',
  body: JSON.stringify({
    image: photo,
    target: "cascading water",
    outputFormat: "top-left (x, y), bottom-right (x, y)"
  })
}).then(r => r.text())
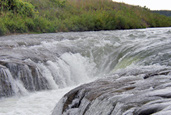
top-left (0, 28), bottom-right (171, 115)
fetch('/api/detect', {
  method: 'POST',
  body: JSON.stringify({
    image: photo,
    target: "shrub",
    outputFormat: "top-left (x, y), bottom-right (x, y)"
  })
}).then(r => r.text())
top-left (33, 16), bottom-right (51, 33)
top-left (0, 20), bottom-right (8, 36)
top-left (24, 18), bottom-right (35, 32)
top-left (14, 0), bottom-right (36, 17)
top-left (50, 0), bottom-right (66, 8)
top-left (0, 0), bottom-right (36, 17)
top-left (3, 14), bottom-right (28, 33)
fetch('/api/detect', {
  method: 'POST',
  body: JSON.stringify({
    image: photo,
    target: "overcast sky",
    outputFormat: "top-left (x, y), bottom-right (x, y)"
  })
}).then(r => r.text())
top-left (113, 0), bottom-right (171, 10)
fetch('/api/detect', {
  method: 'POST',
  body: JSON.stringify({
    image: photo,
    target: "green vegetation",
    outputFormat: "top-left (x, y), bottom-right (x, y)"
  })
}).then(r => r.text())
top-left (153, 10), bottom-right (171, 17)
top-left (0, 0), bottom-right (171, 36)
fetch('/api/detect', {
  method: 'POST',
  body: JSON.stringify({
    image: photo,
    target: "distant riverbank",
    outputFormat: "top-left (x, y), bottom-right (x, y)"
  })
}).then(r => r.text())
top-left (0, 0), bottom-right (171, 36)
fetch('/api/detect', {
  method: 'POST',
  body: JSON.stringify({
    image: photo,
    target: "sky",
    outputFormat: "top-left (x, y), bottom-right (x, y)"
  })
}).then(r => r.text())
top-left (113, 0), bottom-right (171, 10)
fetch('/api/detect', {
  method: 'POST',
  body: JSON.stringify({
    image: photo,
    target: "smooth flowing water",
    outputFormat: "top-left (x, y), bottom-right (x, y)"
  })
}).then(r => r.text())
top-left (0, 28), bottom-right (171, 115)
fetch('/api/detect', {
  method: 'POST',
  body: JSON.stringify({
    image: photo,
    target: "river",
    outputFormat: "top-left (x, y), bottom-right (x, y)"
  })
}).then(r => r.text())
top-left (0, 28), bottom-right (171, 115)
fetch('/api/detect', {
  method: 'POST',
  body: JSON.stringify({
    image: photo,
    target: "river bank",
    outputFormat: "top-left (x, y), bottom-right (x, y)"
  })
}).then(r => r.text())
top-left (0, 0), bottom-right (171, 36)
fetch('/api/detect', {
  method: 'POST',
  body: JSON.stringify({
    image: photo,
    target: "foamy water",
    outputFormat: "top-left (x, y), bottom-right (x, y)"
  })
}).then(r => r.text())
top-left (0, 87), bottom-right (74, 115)
top-left (0, 28), bottom-right (171, 115)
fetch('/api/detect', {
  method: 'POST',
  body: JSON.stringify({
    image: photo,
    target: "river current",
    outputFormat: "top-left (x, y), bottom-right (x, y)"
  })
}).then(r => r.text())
top-left (0, 28), bottom-right (171, 115)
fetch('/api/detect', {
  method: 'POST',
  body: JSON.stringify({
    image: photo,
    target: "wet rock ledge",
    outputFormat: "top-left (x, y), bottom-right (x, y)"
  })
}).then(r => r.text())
top-left (52, 68), bottom-right (171, 115)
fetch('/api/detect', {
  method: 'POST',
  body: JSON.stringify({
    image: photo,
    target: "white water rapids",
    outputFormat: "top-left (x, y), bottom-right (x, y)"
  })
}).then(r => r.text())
top-left (0, 28), bottom-right (171, 115)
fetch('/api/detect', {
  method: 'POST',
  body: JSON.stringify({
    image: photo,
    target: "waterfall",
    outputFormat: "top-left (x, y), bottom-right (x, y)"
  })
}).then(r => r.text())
top-left (0, 52), bottom-right (97, 97)
top-left (0, 28), bottom-right (171, 115)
